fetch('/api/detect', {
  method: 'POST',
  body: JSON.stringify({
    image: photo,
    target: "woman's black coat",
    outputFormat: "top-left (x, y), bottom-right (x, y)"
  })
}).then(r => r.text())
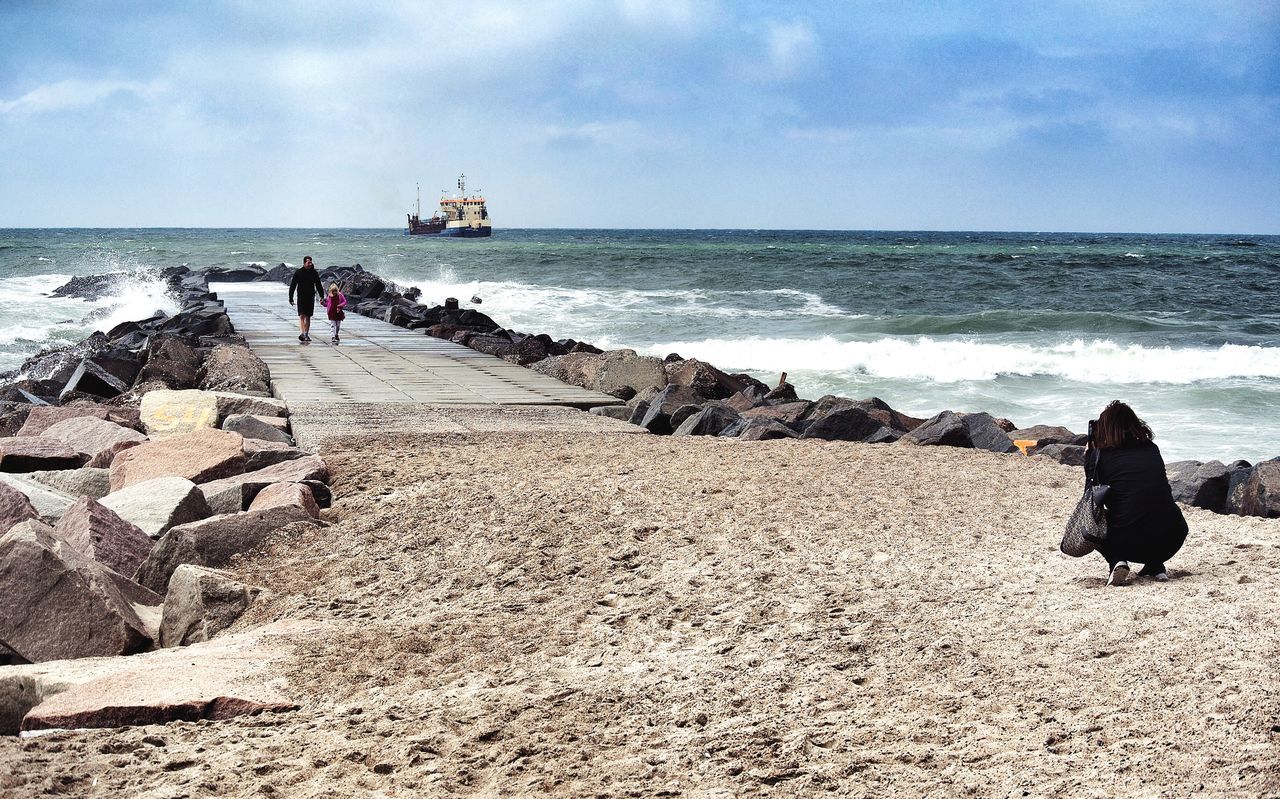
top-left (1084, 441), bottom-right (1188, 565)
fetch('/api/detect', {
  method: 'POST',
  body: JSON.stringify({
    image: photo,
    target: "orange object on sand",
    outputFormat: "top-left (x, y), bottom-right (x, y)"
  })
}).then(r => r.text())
top-left (1013, 439), bottom-right (1037, 456)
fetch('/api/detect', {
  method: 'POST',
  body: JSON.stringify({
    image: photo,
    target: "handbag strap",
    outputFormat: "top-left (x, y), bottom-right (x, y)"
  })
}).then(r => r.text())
top-left (1084, 446), bottom-right (1099, 489)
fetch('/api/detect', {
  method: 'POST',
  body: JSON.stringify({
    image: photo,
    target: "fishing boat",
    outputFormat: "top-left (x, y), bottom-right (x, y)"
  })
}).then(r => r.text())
top-left (405, 175), bottom-right (492, 237)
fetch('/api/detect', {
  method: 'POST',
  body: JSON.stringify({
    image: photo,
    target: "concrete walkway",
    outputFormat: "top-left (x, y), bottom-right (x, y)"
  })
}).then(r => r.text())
top-left (213, 285), bottom-right (621, 409)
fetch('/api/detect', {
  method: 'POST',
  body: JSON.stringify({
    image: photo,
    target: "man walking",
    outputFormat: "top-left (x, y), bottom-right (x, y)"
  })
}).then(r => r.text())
top-left (289, 256), bottom-right (325, 342)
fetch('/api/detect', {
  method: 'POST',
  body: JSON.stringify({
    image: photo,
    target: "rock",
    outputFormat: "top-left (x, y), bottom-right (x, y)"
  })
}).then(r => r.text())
top-left (213, 391), bottom-right (288, 421)
top-left (11, 620), bottom-right (307, 732)
top-left (589, 405), bottom-right (633, 421)
top-left (199, 345), bottom-right (271, 394)
top-left (202, 265), bottom-right (266, 281)
top-left (99, 476), bottom-right (214, 538)
top-left (0, 437), bottom-right (87, 472)
top-left (58, 359), bottom-right (133, 401)
top-left (1007, 425), bottom-right (1081, 449)
top-left (673, 405), bottom-right (741, 437)
top-left (626, 401), bottom-right (650, 426)
top-left (799, 396), bottom-right (922, 435)
top-left (248, 482), bottom-right (320, 519)
top-left (595, 350), bottom-right (667, 400)
top-left (54, 496), bottom-right (153, 577)
top-left (800, 406), bottom-right (894, 442)
top-left (0, 401), bottom-right (33, 438)
top-left (743, 401), bottom-right (812, 427)
top-left (962, 412), bottom-right (1019, 453)
top-left (136, 505), bottom-right (321, 592)
top-left (666, 359), bottom-right (746, 401)
top-left (159, 565), bottom-right (260, 647)
top-left (734, 418), bottom-right (801, 441)
top-left (638, 385), bottom-right (707, 435)
top-left (0, 480), bottom-right (40, 533)
top-left (26, 467), bottom-right (112, 500)
top-left (1167, 460), bottom-right (1231, 512)
top-left (762, 383), bottom-right (799, 404)
top-left (724, 387), bottom-right (768, 412)
top-left (1225, 461), bottom-right (1254, 515)
top-left (668, 404), bottom-right (705, 432)
top-left (139, 389), bottom-right (220, 439)
top-left (40, 416), bottom-right (147, 460)
top-left (222, 414), bottom-right (293, 444)
top-left (1239, 462), bottom-right (1280, 518)
top-left (110, 427), bottom-right (246, 491)
top-left (901, 411), bottom-right (971, 448)
top-left (0, 474), bottom-right (76, 520)
top-left (85, 439), bottom-right (144, 468)
top-left (244, 440), bottom-right (307, 472)
top-left (0, 520), bottom-right (159, 662)
top-left (1033, 443), bottom-right (1088, 466)
top-left (198, 455), bottom-right (329, 512)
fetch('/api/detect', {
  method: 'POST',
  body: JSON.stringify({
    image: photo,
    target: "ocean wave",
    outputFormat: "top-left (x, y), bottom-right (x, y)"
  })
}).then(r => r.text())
top-left (635, 336), bottom-right (1280, 385)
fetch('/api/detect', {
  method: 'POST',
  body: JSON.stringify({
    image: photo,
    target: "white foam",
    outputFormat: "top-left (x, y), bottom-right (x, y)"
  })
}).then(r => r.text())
top-left (634, 336), bottom-right (1280, 385)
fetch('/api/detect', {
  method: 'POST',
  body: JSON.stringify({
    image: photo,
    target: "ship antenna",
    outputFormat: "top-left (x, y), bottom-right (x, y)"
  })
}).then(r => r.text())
top-left (458, 174), bottom-right (466, 196)
top-left (415, 183), bottom-right (421, 217)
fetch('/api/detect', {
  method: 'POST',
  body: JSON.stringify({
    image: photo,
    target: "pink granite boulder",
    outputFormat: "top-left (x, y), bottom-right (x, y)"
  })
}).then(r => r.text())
top-left (0, 481), bottom-right (40, 534)
top-left (0, 437), bottom-right (87, 472)
top-left (109, 428), bottom-right (245, 491)
top-left (41, 416), bottom-right (148, 461)
top-left (248, 482), bottom-right (320, 519)
top-left (54, 496), bottom-right (153, 577)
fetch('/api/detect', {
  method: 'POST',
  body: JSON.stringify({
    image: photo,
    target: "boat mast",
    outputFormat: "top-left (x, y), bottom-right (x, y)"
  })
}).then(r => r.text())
top-left (458, 174), bottom-right (466, 197)
top-left (415, 183), bottom-right (421, 218)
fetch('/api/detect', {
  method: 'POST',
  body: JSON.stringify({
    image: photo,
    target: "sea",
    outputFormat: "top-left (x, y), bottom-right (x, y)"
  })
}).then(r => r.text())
top-left (0, 228), bottom-right (1277, 463)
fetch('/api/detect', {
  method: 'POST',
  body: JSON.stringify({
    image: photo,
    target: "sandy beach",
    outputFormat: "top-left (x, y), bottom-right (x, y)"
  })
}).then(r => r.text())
top-left (3, 430), bottom-right (1276, 797)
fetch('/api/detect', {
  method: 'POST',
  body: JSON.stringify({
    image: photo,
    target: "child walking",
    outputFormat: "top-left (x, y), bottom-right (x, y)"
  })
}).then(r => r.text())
top-left (323, 283), bottom-right (347, 344)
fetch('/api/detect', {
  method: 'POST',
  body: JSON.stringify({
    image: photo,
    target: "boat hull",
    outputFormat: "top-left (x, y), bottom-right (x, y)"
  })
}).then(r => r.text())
top-left (439, 226), bottom-right (493, 238)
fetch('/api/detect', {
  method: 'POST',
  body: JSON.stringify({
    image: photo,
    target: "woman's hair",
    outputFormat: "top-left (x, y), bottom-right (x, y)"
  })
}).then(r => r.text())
top-left (303, 255), bottom-right (313, 266)
top-left (329, 282), bottom-right (338, 293)
top-left (1093, 400), bottom-right (1154, 449)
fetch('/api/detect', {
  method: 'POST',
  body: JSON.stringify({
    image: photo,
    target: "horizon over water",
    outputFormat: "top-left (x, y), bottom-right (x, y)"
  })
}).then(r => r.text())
top-left (1, 227), bottom-right (1278, 463)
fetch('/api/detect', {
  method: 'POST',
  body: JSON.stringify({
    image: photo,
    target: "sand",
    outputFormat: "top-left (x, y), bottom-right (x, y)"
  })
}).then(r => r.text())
top-left (2, 432), bottom-right (1278, 797)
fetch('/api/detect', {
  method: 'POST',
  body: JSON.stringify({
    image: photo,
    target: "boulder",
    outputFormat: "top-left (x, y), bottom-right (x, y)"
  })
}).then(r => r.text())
top-left (0, 401), bottom-right (33, 438)
top-left (666, 359), bottom-right (746, 401)
top-left (199, 344), bottom-right (271, 394)
top-left (139, 389), bottom-right (220, 439)
top-left (244, 440), bottom-right (307, 472)
top-left (762, 383), bottom-right (799, 404)
top-left (639, 385), bottom-right (707, 435)
top-left (0, 481), bottom-right (40, 534)
top-left (0, 474), bottom-right (76, 521)
top-left (1033, 443), bottom-right (1088, 467)
top-left (137, 356), bottom-right (200, 390)
top-left (743, 401), bottom-right (812, 427)
top-left (1167, 460), bottom-right (1231, 512)
top-left (202, 265), bottom-right (266, 281)
top-left (962, 412), bottom-right (1019, 453)
top-left (40, 416), bottom-right (147, 461)
top-left (595, 350), bottom-right (667, 400)
top-left (26, 467), bottom-right (112, 500)
top-left (724, 387), bottom-right (769, 412)
top-left (99, 476), bottom-right (214, 539)
top-left (0, 437), bottom-right (87, 472)
top-left (901, 411), bottom-right (971, 448)
top-left (589, 405), bottom-right (633, 421)
top-left (197, 455), bottom-right (329, 512)
top-left (109, 427), bottom-right (246, 491)
top-left (626, 401), bottom-right (650, 426)
top-left (1225, 461), bottom-right (1254, 516)
top-left (58, 359), bottom-right (135, 401)
top-left (159, 565), bottom-right (261, 647)
top-left (247, 481), bottom-right (320, 518)
top-left (0, 521), bottom-right (159, 662)
top-left (668, 404), bottom-right (705, 432)
top-left (54, 497), bottom-right (153, 577)
top-left (800, 406), bottom-right (893, 442)
top-left (85, 439), bottom-right (144, 468)
top-left (1007, 425), bottom-right (1083, 449)
top-left (800, 396), bottom-right (921, 435)
top-left (222, 414), bottom-right (293, 444)
top-left (213, 391), bottom-right (288, 421)
top-left (136, 505), bottom-right (321, 593)
top-left (673, 405), bottom-right (741, 437)
top-left (734, 417), bottom-right (801, 441)
top-left (1239, 462), bottom-right (1280, 518)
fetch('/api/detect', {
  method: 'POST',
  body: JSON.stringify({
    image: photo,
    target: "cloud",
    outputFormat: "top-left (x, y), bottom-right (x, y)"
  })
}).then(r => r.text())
top-left (0, 79), bottom-right (162, 116)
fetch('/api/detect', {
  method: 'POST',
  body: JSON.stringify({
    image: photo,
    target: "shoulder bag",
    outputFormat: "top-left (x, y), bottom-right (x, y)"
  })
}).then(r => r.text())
top-left (1060, 447), bottom-right (1110, 557)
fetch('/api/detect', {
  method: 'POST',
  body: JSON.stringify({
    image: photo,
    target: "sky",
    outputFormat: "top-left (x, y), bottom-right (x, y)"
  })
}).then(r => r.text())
top-left (0, 1), bottom-right (1277, 232)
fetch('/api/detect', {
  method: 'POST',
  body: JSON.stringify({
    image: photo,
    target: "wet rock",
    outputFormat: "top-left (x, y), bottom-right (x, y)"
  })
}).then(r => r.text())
top-left (673, 405), bottom-right (742, 437)
top-left (110, 428), bottom-right (245, 491)
top-left (1033, 443), bottom-right (1088, 466)
top-left (0, 480), bottom-right (40, 534)
top-left (54, 496), bottom-right (153, 577)
top-left (901, 411), bottom-right (971, 448)
top-left (136, 505), bottom-right (321, 592)
top-left (199, 345), bottom-right (271, 394)
top-left (962, 412), bottom-right (1019, 453)
top-left (139, 389), bottom-right (220, 439)
top-left (58, 359), bottom-right (133, 400)
top-left (0, 437), bottom-right (87, 472)
top-left (99, 476), bottom-right (214, 538)
top-left (202, 265), bottom-right (266, 282)
top-left (0, 474), bottom-right (76, 520)
top-left (40, 416), bottom-right (147, 461)
top-left (248, 482), bottom-right (320, 519)
top-left (26, 467), bottom-right (112, 500)
top-left (666, 359), bottom-right (746, 401)
top-left (159, 565), bottom-right (260, 647)
top-left (0, 402), bottom-right (33, 438)
top-left (0, 520), bottom-right (159, 662)
top-left (639, 385), bottom-right (707, 435)
top-left (1239, 461), bottom-right (1280, 518)
top-left (222, 414), bottom-right (292, 444)
top-left (1167, 460), bottom-right (1230, 512)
